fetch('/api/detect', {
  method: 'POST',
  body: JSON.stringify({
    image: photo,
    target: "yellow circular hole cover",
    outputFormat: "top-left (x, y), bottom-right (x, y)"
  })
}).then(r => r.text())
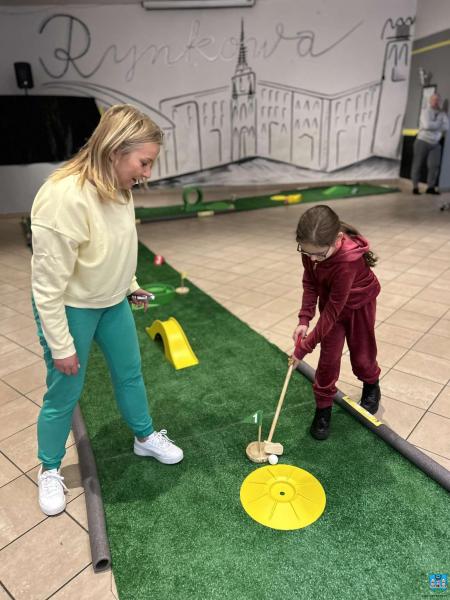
top-left (240, 464), bottom-right (326, 530)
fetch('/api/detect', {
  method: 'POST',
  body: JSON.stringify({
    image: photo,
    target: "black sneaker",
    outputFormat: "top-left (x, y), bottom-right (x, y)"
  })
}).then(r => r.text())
top-left (309, 407), bottom-right (332, 440)
top-left (413, 187), bottom-right (420, 195)
top-left (360, 381), bottom-right (381, 415)
top-left (426, 187), bottom-right (440, 195)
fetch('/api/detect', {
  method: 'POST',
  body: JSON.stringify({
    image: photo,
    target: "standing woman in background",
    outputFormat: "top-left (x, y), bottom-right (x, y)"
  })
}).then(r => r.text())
top-left (31, 104), bottom-right (183, 517)
top-left (411, 93), bottom-right (448, 196)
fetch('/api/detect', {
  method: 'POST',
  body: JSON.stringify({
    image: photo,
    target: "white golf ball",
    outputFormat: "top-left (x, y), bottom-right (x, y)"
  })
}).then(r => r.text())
top-left (268, 454), bottom-right (278, 465)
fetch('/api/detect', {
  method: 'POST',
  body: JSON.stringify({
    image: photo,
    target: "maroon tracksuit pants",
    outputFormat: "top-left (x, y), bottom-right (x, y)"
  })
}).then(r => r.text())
top-left (313, 298), bottom-right (381, 409)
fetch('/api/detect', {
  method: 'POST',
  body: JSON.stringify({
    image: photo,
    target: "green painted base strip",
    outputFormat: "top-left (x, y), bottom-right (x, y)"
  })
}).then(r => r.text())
top-left (135, 184), bottom-right (398, 222)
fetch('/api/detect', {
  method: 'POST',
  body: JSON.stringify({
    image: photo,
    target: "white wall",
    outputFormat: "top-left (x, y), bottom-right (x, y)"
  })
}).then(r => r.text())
top-left (0, 164), bottom-right (57, 214)
top-left (0, 0), bottom-right (417, 212)
top-left (415, 0), bottom-right (450, 39)
top-left (0, 1), bottom-right (415, 97)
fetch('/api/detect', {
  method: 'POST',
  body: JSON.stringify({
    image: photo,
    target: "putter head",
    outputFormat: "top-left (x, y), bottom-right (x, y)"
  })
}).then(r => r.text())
top-left (263, 441), bottom-right (284, 456)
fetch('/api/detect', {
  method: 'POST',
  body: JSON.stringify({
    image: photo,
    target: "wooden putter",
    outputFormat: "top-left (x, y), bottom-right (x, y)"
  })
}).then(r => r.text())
top-left (246, 358), bottom-right (295, 463)
top-left (263, 359), bottom-right (295, 455)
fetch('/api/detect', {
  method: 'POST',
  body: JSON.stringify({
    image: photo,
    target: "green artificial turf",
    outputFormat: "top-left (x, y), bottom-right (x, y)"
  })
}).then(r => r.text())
top-left (79, 243), bottom-right (448, 600)
top-left (134, 183), bottom-right (398, 221)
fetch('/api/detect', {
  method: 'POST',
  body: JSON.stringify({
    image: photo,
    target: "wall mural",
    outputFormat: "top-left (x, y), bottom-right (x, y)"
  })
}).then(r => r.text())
top-left (0, 1), bottom-right (417, 184)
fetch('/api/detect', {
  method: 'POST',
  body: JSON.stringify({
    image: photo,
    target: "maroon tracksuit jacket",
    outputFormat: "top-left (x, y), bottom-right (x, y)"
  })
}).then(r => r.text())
top-left (294, 234), bottom-right (381, 408)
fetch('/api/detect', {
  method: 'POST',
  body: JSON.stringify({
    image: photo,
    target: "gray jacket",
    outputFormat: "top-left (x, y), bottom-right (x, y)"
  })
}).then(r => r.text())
top-left (418, 108), bottom-right (449, 145)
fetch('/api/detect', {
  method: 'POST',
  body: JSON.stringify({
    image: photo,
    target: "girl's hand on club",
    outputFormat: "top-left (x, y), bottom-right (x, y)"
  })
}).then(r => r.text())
top-left (293, 324), bottom-right (308, 343)
top-left (54, 352), bottom-right (80, 376)
top-left (289, 354), bottom-right (301, 369)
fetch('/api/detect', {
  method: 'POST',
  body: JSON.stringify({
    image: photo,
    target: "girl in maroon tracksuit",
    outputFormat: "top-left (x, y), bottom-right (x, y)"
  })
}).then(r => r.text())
top-left (291, 205), bottom-right (381, 440)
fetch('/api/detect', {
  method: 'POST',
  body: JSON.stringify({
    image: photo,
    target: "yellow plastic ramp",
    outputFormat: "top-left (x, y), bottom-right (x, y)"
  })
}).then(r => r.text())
top-left (146, 317), bottom-right (199, 370)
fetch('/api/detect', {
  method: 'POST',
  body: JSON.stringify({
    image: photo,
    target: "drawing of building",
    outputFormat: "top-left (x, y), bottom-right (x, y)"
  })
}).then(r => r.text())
top-left (231, 20), bottom-right (257, 160)
top-left (372, 21), bottom-right (412, 157)
top-left (160, 86), bottom-right (230, 176)
top-left (158, 18), bottom-right (411, 178)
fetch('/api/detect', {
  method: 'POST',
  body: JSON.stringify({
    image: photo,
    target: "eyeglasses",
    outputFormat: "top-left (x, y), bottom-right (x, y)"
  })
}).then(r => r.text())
top-left (297, 243), bottom-right (330, 258)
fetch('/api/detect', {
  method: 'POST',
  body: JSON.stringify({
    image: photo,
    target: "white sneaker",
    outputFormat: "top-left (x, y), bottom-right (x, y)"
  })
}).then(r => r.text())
top-left (38, 467), bottom-right (68, 516)
top-left (134, 430), bottom-right (184, 464)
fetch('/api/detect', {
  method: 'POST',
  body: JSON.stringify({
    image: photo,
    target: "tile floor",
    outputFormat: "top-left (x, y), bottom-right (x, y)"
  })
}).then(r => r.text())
top-left (1, 186), bottom-right (450, 599)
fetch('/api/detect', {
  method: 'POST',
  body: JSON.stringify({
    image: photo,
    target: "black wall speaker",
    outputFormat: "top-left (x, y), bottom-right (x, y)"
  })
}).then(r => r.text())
top-left (14, 62), bottom-right (34, 90)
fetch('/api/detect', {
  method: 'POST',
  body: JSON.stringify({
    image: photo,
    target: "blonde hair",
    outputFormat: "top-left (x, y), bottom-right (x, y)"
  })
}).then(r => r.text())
top-left (50, 104), bottom-right (164, 201)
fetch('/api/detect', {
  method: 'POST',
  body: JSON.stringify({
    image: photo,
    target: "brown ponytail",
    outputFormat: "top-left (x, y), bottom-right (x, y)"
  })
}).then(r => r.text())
top-left (339, 221), bottom-right (378, 267)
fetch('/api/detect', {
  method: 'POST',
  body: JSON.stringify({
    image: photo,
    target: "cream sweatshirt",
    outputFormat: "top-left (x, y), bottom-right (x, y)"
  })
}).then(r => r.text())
top-left (31, 174), bottom-right (141, 359)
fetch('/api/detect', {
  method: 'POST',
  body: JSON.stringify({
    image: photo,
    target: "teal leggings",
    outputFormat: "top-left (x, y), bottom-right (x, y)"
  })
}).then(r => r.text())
top-left (33, 299), bottom-right (154, 470)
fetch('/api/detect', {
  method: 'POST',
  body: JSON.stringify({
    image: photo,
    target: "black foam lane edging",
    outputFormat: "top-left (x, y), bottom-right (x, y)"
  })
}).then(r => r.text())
top-left (72, 405), bottom-right (111, 572)
top-left (296, 361), bottom-right (450, 492)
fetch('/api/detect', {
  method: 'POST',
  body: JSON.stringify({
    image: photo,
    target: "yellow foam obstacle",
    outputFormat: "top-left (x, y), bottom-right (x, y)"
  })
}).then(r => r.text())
top-left (270, 193), bottom-right (302, 204)
top-left (146, 317), bottom-right (199, 370)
